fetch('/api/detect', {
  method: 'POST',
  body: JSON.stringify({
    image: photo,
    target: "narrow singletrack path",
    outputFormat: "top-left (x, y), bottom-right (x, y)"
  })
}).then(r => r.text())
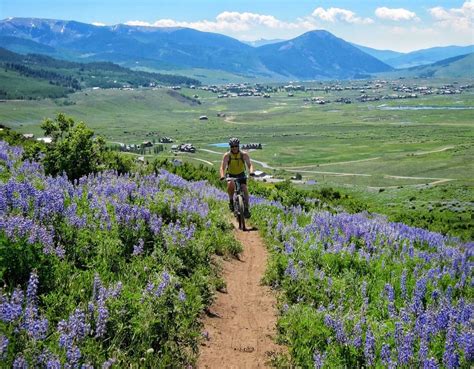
top-left (197, 221), bottom-right (285, 368)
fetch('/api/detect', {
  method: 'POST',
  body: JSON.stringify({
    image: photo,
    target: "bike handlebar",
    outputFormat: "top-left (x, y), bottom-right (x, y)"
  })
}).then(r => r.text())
top-left (222, 173), bottom-right (255, 181)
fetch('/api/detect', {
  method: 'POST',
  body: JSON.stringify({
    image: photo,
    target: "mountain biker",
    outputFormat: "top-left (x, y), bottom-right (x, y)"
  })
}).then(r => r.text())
top-left (220, 137), bottom-right (255, 218)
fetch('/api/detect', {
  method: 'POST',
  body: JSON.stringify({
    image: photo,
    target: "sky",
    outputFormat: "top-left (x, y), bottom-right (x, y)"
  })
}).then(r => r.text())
top-left (1, 0), bottom-right (473, 52)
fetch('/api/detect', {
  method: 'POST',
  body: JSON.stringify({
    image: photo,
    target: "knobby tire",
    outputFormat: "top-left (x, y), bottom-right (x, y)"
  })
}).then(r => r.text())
top-left (237, 195), bottom-right (246, 231)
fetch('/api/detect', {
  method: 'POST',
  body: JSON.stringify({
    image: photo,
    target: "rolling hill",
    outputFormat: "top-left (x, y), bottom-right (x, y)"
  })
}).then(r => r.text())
top-left (0, 47), bottom-right (201, 99)
top-left (353, 42), bottom-right (474, 69)
top-left (379, 52), bottom-right (474, 79)
top-left (385, 45), bottom-right (474, 69)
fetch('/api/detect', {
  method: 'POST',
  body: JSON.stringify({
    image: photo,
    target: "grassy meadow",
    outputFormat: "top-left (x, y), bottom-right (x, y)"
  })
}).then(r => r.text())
top-left (0, 78), bottom-right (472, 238)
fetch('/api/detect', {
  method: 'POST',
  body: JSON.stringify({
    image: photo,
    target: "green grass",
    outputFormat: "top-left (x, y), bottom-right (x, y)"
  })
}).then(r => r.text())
top-left (0, 78), bottom-right (472, 238)
top-left (0, 68), bottom-right (71, 99)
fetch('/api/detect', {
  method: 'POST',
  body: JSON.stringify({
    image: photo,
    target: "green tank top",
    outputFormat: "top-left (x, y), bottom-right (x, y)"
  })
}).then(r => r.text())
top-left (227, 151), bottom-right (245, 175)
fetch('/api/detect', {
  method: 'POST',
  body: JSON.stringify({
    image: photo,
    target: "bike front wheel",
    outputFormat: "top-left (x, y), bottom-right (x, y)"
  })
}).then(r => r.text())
top-left (237, 195), bottom-right (246, 231)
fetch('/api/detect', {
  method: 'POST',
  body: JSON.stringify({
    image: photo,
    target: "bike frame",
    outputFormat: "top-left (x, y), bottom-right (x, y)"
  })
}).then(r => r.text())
top-left (227, 176), bottom-right (247, 231)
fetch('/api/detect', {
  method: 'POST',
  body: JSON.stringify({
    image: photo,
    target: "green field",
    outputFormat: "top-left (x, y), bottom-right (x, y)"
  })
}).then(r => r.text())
top-left (1, 78), bottom-right (473, 237)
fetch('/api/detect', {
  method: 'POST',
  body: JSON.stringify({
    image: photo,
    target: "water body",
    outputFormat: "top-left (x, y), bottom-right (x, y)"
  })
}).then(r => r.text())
top-left (209, 143), bottom-right (228, 148)
top-left (377, 105), bottom-right (474, 111)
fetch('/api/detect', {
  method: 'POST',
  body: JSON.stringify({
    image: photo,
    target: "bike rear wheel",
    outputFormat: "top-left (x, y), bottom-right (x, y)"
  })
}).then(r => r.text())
top-left (237, 195), bottom-right (246, 231)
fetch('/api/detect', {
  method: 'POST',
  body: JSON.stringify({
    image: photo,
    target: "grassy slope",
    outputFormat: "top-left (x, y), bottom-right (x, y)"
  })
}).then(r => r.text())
top-left (0, 80), bottom-right (472, 237)
top-left (0, 68), bottom-right (70, 98)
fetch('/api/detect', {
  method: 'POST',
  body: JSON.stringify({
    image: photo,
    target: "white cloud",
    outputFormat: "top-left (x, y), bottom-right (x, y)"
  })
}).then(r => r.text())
top-left (429, 0), bottom-right (474, 32)
top-left (91, 22), bottom-right (106, 27)
top-left (125, 11), bottom-right (317, 35)
top-left (311, 7), bottom-right (374, 25)
top-left (375, 7), bottom-right (419, 21)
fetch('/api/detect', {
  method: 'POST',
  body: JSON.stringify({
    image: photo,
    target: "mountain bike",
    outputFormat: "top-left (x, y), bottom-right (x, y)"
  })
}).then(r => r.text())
top-left (227, 176), bottom-right (248, 231)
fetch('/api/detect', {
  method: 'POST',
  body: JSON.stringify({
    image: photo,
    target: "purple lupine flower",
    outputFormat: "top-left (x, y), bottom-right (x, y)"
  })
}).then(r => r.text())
top-left (364, 328), bottom-right (375, 367)
top-left (156, 271), bottom-right (171, 297)
top-left (108, 281), bottom-right (123, 299)
top-left (419, 332), bottom-right (429, 363)
top-left (0, 335), bottom-right (8, 359)
top-left (178, 289), bottom-right (187, 302)
top-left (13, 355), bottom-right (28, 368)
top-left (46, 358), bottom-right (61, 369)
top-left (95, 288), bottom-right (109, 338)
top-left (411, 276), bottom-right (428, 315)
top-left (132, 239), bottom-right (144, 256)
top-left (284, 259), bottom-right (298, 281)
top-left (313, 350), bottom-right (326, 369)
top-left (66, 345), bottom-right (81, 368)
top-left (149, 214), bottom-right (162, 236)
top-left (443, 322), bottom-right (460, 369)
top-left (0, 288), bottom-right (24, 322)
top-left (381, 343), bottom-right (391, 366)
top-left (26, 271), bottom-right (39, 304)
top-left (398, 332), bottom-right (414, 365)
top-left (400, 270), bottom-right (408, 300)
top-left (394, 321), bottom-right (403, 346)
top-left (38, 350), bottom-right (61, 369)
top-left (385, 283), bottom-right (396, 318)
top-left (102, 358), bottom-right (117, 369)
top-left (458, 331), bottom-right (473, 362)
top-left (424, 357), bottom-right (439, 369)
top-left (284, 240), bottom-right (294, 254)
top-left (352, 322), bottom-right (362, 348)
top-left (58, 308), bottom-right (90, 350)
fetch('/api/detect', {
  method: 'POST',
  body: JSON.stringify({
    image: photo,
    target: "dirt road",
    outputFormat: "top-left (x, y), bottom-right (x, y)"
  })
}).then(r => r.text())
top-left (197, 221), bottom-right (285, 368)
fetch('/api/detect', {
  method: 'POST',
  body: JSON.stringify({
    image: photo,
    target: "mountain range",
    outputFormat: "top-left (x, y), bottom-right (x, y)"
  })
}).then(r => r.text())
top-left (0, 17), bottom-right (472, 81)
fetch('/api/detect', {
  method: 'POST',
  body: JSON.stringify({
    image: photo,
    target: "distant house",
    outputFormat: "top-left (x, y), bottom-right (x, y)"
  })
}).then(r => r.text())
top-left (159, 137), bottom-right (173, 143)
top-left (253, 170), bottom-right (266, 177)
top-left (142, 141), bottom-right (153, 147)
top-left (199, 115), bottom-right (208, 120)
top-left (37, 137), bottom-right (52, 144)
top-left (22, 133), bottom-right (35, 139)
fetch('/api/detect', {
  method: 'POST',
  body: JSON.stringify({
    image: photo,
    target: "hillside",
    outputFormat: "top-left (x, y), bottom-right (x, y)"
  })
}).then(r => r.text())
top-left (0, 136), bottom-right (471, 367)
top-left (0, 47), bottom-right (200, 99)
top-left (351, 43), bottom-right (404, 63)
top-left (380, 52), bottom-right (474, 79)
top-left (0, 17), bottom-right (393, 80)
top-left (385, 45), bottom-right (474, 68)
top-left (353, 43), bottom-right (474, 69)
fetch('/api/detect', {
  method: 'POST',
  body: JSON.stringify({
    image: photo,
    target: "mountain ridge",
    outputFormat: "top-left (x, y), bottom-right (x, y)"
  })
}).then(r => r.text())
top-left (0, 17), bottom-right (391, 80)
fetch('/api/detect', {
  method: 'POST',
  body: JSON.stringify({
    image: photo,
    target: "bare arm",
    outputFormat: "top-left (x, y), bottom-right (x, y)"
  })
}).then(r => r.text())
top-left (242, 152), bottom-right (254, 174)
top-left (220, 153), bottom-right (229, 178)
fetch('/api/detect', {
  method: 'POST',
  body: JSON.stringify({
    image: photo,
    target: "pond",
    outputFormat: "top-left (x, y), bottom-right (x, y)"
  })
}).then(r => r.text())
top-left (209, 143), bottom-right (229, 148)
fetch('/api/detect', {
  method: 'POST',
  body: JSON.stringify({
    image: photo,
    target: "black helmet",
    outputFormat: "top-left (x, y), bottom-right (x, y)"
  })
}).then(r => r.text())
top-left (229, 137), bottom-right (240, 147)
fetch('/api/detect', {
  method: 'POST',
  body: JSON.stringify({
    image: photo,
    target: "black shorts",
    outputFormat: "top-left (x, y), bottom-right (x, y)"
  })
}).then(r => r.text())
top-left (227, 172), bottom-right (247, 185)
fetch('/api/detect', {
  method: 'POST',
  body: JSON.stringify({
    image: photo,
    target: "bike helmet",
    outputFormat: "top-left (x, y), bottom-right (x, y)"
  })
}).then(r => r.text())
top-left (229, 137), bottom-right (240, 147)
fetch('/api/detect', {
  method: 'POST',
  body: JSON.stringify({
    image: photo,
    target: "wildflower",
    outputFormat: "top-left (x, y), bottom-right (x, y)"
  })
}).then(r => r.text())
top-left (313, 350), bottom-right (326, 369)
top-left (102, 358), bottom-right (117, 369)
top-left (381, 343), bottom-right (391, 366)
top-left (132, 239), bottom-right (144, 256)
top-left (364, 328), bottom-right (375, 367)
top-left (0, 335), bottom-right (8, 359)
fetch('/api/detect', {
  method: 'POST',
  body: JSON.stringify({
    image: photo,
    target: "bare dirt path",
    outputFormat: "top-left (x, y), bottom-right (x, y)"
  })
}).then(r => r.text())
top-left (197, 221), bottom-right (285, 369)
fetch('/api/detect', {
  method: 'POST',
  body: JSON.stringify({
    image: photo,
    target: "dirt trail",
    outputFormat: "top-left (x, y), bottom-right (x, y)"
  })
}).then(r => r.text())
top-left (197, 221), bottom-right (285, 369)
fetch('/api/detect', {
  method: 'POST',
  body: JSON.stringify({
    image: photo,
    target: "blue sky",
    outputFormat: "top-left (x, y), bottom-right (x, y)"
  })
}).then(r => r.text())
top-left (1, 1), bottom-right (473, 51)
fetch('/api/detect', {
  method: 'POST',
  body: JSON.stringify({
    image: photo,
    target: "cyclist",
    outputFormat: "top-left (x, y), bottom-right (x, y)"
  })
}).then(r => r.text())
top-left (220, 137), bottom-right (255, 218)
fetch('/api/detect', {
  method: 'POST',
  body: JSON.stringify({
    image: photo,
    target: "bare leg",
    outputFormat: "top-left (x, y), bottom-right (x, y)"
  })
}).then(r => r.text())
top-left (227, 181), bottom-right (235, 202)
top-left (242, 184), bottom-right (250, 209)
